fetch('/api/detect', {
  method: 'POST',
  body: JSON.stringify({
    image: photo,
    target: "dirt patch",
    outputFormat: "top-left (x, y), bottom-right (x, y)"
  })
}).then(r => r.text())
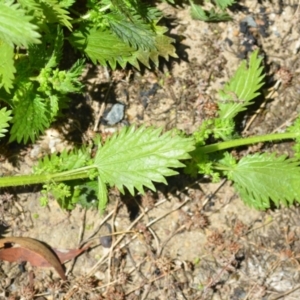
top-left (1, 1), bottom-right (300, 299)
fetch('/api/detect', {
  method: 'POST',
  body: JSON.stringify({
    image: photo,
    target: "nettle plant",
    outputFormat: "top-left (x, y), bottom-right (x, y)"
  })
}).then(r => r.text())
top-left (1, 0), bottom-right (300, 212)
top-left (2, 49), bottom-right (300, 211)
top-left (0, 0), bottom-right (176, 143)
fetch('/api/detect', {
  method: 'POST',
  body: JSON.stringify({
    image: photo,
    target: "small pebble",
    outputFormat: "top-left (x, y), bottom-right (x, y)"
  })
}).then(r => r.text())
top-left (100, 223), bottom-right (112, 248)
top-left (104, 103), bottom-right (125, 125)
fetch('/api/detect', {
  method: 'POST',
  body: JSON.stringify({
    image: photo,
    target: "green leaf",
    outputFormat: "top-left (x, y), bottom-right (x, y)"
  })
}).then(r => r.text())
top-left (218, 50), bottom-right (265, 119)
top-left (288, 116), bottom-right (300, 159)
top-left (57, 0), bottom-right (76, 8)
top-left (70, 24), bottom-right (177, 69)
top-left (38, 0), bottom-right (72, 30)
top-left (126, 25), bottom-right (177, 69)
top-left (0, 41), bottom-right (15, 92)
top-left (190, 2), bottom-right (232, 22)
top-left (95, 126), bottom-right (195, 195)
top-left (213, 0), bottom-right (235, 10)
top-left (108, 13), bottom-right (156, 50)
top-left (223, 153), bottom-right (300, 209)
top-left (34, 147), bottom-right (92, 174)
top-left (0, 106), bottom-right (12, 139)
top-left (49, 59), bottom-right (84, 94)
top-left (9, 84), bottom-right (49, 143)
top-left (0, 1), bottom-right (40, 47)
top-left (44, 26), bottom-right (64, 70)
top-left (34, 147), bottom-right (95, 210)
top-left (69, 27), bottom-right (133, 69)
top-left (71, 181), bottom-right (99, 210)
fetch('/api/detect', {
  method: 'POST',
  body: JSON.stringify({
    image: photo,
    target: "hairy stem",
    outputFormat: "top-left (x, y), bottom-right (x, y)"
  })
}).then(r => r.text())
top-left (201, 132), bottom-right (300, 154)
top-left (0, 166), bottom-right (96, 187)
top-left (1, 132), bottom-right (299, 188)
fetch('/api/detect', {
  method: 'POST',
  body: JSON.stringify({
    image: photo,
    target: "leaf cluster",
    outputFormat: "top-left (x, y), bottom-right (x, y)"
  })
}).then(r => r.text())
top-left (33, 126), bottom-right (195, 212)
top-left (192, 50), bottom-right (264, 147)
top-left (185, 50), bottom-right (300, 209)
top-left (0, 0), bottom-right (177, 143)
top-left (190, 0), bottom-right (235, 22)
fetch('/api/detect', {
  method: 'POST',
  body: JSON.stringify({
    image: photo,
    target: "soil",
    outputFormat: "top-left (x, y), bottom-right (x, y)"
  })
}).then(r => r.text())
top-left (1, 0), bottom-right (300, 299)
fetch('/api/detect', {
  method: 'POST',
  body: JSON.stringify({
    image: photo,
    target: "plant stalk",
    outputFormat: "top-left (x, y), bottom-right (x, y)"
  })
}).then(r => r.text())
top-left (0, 166), bottom-right (96, 187)
top-left (0, 132), bottom-right (299, 188)
top-left (200, 132), bottom-right (300, 154)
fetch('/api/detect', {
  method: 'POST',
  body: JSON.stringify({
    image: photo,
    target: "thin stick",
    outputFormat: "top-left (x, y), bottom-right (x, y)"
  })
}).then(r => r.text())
top-left (65, 208), bottom-right (87, 275)
top-left (106, 199), bottom-right (119, 290)
top-left (87, 179), bottom-right (203, 276)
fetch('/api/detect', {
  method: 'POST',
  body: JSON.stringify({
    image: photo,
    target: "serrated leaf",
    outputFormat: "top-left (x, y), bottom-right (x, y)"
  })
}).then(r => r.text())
top-left (95, 126), bottom-right (195, 195)
top-left (34, 147), bottom-right (92, 174)
top-left (9, 85), bottom-right (49, 143)
top-left (69, 28), bottom-right (133, 69)
top-left (190, 2), bottom-right (232, 22)
top-left (0, 2), bottom-right (40, 47)
top-left (226, 153), bottom-right (300, 209)
top-left (50, 59), bottom-right (84, 94)
top-left (108, 13), bottom-right (156, 50)
top-left (26, 29), bottom-right (62, 74)
top-left (39, 0), bottom-right (72, 30)
top-left (70, 24), bottom-right (177, 70)
top-left (18, 0), bottom-right (42, 11)
top-left (44, 26), bottom-right (64, 69)
top-left (218, 50), bottom-right (265, 119)
top-left (57, 0), bottom-right (76, 8)
top-left (0, 41), bottom-right (15, 92)
top-left (126, 26), bottom-right (177, 69)
top-left (0, 107), bottom-right (12, 139)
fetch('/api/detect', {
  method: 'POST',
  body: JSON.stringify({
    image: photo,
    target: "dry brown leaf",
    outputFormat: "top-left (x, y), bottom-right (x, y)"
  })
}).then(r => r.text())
top-left (0, 237), bottom-right (66, 280)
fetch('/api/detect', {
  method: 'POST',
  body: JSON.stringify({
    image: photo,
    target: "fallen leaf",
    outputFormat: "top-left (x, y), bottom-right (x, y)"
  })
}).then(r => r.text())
top-left (0, 245), bottom-right (90, 267)
top-left (0, 237), bottom-right (66, 280)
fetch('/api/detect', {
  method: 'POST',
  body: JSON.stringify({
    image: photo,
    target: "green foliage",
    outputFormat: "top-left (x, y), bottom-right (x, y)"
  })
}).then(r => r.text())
top-left (1, 1), bottom-right (300, 214)
top-left (213, 0), bottom-right (235, 10)
top-left (34, 143), bottom-right (98, 209)
top-left (34, 147), bottom-right (94, 175)
top-left (220, 153), bottom-right (300, 209)
top-left (94, 126), bottom-right (193, 195)
top-left (287, 117), bottom-right (300, 159)
top-left (68, 0), bottom-right (176, 69)
top-left (185, 49), bottom-right (300, 210)
top-left (0, 0), bottom-right (177, 143)
top-left (192, 50), bottom-right (264, 146)
top-left (108, 13), bottom-right (156, 50)
top-left (9, 89), bottom-right (50, 143)
top-left (69, 28), bottom-right (134, 69)
top-left (68, 13), bottom-right (176, 70)
top-left (190, 0), bottom-right (234, 22)
top-left (0, 106), bottom-right (12, 139)
top-left (190, 1), bottom-right (232, 22)
top-left (0, 1), bottom-right (40, 47)
top-left (0, 42), bottom-right (16, 93)
top-left (30, 126), bottom-right (195, 211)
top-left (218, 50), bottom-right (265, 120)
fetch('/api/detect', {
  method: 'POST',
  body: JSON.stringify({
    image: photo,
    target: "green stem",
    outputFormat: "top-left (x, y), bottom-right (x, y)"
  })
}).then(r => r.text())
top-left (201, 132), bottom-right (300, 154)
top-left (1, 132), bottom-right (299, 188)
top-left (0, 166), bottom-right (96, 188)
